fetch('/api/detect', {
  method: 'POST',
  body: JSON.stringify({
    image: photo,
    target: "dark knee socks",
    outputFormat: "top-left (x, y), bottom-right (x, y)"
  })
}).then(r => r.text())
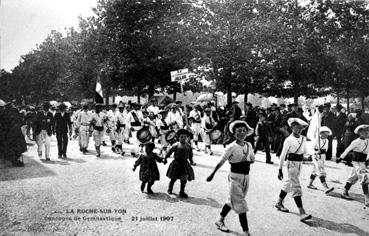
top-left (220, 204), bottom-right (231, 218)
top-left (238, 213), bottom-right (249, 232)
top-left (294, 196), bottom-right (303, 208)
top-left (310, 174), bottom-right (316, 181)
top-left (319, 176), bottom-right (326, 184)
top-left (344, 182), bottom-right (352, 191)
top-left (362, 184), bottom-right (369, 195)
top-left (279, 190), bottom-right (287, 200)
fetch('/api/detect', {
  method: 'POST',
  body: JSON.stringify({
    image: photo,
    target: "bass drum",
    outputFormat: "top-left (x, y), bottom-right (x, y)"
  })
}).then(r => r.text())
top-left (165, 130), bottom-right (177, 144)
top-left (137, 127), bottom-right (152, 144)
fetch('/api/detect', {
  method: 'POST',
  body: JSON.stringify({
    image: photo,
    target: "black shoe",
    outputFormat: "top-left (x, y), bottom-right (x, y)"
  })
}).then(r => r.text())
top-left (147, 189), bottom-right (154, 194)
top-left (266, 160), bottom-right (274, 164)
top-left (121, 152), bottom-right (125, 156)
top-left (179, 192), bottom-right (188, 198)
top-left (12, 160), bottom-right (24, 167)
top-left (141, 183), bottom-right (146, 192)
top-left (131, 152), bottom-right (136, 157)
top-left (102, 141), bottom-right (107, 146)
top-left (58, 155), bottom-right (62, 159)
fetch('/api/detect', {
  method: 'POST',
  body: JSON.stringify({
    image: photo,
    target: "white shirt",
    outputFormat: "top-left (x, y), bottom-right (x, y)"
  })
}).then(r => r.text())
top-left (279, 134), bottom-right (308, 169)
top-left (201, 115), bottom-right (215, 131)
top-left (77, 110), bottom-right (91, 125)
top-left (341, 138), bottom-right (369, 159)
top-left (91, 112), bottom-right (105, 127)
top-left (165, 111), bottom-right (183, 128)
top-left (313, 137), bottom-right (329, 152)
top-left (126, 110), bottom-right (143, 129)
top-left (220, 141), bottom-right (255, 166)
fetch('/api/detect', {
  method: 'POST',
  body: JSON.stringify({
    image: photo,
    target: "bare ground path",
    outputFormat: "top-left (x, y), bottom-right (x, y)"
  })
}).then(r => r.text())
top-left (1, 137), bottom-right (369, 236)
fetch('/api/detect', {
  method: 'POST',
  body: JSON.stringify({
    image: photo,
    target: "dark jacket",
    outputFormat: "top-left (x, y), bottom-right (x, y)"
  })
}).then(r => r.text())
top-left (53, 112), bottom-right (72, 134)
top-left (34, 111), bottom-right (54, 136)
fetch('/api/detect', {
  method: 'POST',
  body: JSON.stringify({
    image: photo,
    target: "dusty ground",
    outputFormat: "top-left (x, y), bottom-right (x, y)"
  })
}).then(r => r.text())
top-left (1, 136), bottom-right (369, 236)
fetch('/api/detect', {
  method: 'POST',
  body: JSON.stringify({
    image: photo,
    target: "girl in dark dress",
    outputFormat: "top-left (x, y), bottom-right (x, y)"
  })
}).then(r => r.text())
top-left (133, 142), bottom-right (165, 194)
top-left (164, 129), bottom-right (195, 198)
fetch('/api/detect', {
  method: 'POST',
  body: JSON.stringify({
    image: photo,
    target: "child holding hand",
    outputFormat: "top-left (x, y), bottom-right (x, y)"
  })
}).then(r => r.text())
top-left (133, 142), bottom-right (166, 194)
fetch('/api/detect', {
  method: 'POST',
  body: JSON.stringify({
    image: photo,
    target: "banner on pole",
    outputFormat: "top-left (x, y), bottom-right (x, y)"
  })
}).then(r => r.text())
top-left (170, 68), bottom-right (189, 82)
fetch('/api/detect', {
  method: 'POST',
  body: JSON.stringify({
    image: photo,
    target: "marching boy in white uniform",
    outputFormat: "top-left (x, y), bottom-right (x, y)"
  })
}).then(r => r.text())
top-left (207, 121), bottom-right (255, 236)
top-left (338, 124), bottom-right (369, 206)
top-left (275, 118), bottom-right (312, 222)
top-left (115, 104), bottom-right (127, 156)
top-left (189, 105), bottom-right (202, 151)
top-left (77, 104), bottom-right (91, 154)
top-left (91, 104), bottom-right (107, 157)
top-left (125, 103), bottom-right (143, 157)
top-left (201, 108), bottom-right (216, 155)
top-left (307, 126), bottom-right (335, 194)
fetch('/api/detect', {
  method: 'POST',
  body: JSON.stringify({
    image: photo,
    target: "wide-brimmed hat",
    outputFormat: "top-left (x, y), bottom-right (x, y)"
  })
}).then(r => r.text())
top-left (176, 129), bottom-right (193, 138)
top-left (229, 120), bottom-right (254, 136)
top-left (319, 126), bottom-right (332, 136)
top-left (287, 118), bottom-right (308, 128)
top-left (354, 124), bottom-right (369, 134)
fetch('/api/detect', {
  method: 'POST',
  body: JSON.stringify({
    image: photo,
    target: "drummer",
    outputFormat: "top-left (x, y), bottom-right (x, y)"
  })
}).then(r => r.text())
top-left (202, 107), bottom-right (217, 155)
top-left (142, 111), bottom-right (157, 142)
top-left (115, 103), bottom-right (127, 156)
top-left (165, 105), bottom-right (183, 131)
top-left (156, 110), bottom-right (170, 156)
top-left (125, 103), bottom-right (143, 157)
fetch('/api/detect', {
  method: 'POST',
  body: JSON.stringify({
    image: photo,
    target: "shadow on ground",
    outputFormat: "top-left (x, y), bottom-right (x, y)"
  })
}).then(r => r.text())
top-left (303, 216), bottom-right (369, 236)
top-left (145, 192), bottom-right (223, 208)
top-left (328, 191), bottom-right (365, 204)
top-left (0, 155), bottom-right (57, 181)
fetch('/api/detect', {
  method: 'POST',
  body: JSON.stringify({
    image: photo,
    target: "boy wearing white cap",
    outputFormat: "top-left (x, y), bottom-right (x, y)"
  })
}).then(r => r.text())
top-left (307, 126), bottom-right (335, 194)
top-left (275, 118), bottom-right (312, 222)
top-left (338, 124), bottom-right (369, 206)
top-left (207, 120), bottom-right (255, 236)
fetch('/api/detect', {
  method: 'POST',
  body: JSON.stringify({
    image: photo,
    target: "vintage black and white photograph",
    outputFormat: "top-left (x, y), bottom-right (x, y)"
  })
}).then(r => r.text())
top-left (1, 0), bottom-right (369, 235)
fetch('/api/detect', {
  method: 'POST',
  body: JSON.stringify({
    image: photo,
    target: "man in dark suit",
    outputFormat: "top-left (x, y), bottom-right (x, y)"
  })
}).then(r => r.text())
top-left (321, 103), bottom-right (336, 160)
top-left (243, 103), bottom-right (258, 148)
top-left (53, 103), bottom-right (72, 159)
top-left (334, 104), bottom-right (347, 157)
top-left (34, 102), bottom-right (54, 160)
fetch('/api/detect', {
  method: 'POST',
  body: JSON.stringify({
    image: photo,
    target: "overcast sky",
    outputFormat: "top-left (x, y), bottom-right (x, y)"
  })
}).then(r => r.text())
top-left (0, 0), bottom-right (97, 71)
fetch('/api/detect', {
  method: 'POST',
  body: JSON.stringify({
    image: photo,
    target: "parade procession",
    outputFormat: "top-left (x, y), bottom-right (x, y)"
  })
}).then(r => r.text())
top-left (1, 0), bottom-right (369, 236)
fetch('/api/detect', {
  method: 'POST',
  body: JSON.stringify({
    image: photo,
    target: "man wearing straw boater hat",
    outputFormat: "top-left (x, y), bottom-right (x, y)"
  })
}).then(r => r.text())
top-left (338, 124), bottom-right (369, 206)
top-left (275, 117), bottom-right (312, 222)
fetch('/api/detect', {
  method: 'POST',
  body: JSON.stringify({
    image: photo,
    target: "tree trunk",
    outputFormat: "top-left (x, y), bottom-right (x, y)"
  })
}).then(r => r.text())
top-left (227, 84), bottom-right (232, 107)
top-left (105, 86), bottom-right (110, 106)
top-left (244, 92), bottom-right (248, 113)
top-left (173, 92), bottom-right (177, 101)
top-left (346, 91), bottom-right (350, 112)
top-left (336, 91), bottom-right (340, 105)
top-left (294, 95), bottom-right (299, 105)
top-left (137, 92), bottom-right (141, 104)
top-left (148, 85), bottom-right (155, 99)
top-left (361, 95), bottom-right (365, 112)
